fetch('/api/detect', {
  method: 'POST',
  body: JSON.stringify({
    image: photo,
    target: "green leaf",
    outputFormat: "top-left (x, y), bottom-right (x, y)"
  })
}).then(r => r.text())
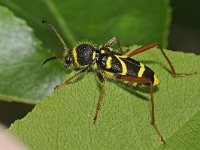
top-left (9, 48), bottom-right (199, 149)
top-left (0, 6), bottom-right (66, 104)
top-left (0, 0), bottom-right (171, 104)
top-left (0, 0), bottom-right (171, 52)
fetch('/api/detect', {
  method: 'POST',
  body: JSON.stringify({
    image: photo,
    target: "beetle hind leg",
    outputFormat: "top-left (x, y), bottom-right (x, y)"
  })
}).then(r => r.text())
top-left (120, 76), bottom-right (165, 144)
top-left (127, 43), bottom-right (196, 77)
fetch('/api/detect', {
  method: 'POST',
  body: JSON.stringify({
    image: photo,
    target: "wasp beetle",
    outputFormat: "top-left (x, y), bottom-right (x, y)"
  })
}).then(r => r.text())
top-left (41, 20), bottom-right (196, 143)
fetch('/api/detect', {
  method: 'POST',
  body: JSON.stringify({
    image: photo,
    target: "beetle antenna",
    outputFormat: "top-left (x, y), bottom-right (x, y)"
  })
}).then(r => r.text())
top-left (40, 56), bottom-right (63, 70)
top-left (42, 20), bottom-right (69, 54)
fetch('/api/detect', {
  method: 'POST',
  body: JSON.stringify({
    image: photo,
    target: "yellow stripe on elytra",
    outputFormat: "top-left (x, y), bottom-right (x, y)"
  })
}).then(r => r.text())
top-left (106, 56), bottom-right (112, 69)
top-left (105, 71), bottom-right (114, 77)
top-left (73, 47), bottom-right (79, 65)
top-left (153, 74), bottom-right (159, 86)
top-left (138, 63), bottom-right (145, 77)
top-left (115, 55), bottom-right (127, 75)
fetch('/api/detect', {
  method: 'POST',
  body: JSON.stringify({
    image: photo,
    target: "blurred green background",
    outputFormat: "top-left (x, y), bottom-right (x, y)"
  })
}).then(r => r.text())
top-left (169, 0), bottom-right (200, 54)
top-left (0, 0), bottom-right (199, 127)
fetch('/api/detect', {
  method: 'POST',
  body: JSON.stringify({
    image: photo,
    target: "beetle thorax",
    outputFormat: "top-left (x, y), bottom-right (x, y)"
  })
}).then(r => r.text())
top-left (73, 43), bottom-right (96, 67)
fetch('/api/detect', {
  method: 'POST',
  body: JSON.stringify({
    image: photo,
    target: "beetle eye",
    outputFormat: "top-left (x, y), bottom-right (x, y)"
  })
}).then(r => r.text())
top-left (65, 57), bottom-right (70, 64)
top-left (64, 58), bottom-right (70, 68)
top-left (65, 55), bottom-right (73, 66)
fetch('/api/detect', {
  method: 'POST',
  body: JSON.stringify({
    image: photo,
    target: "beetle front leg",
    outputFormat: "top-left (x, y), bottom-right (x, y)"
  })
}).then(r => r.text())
top-left (54, 67), bottom-right (89, 89)
top-left (93, 71), bottom-right (105, 124)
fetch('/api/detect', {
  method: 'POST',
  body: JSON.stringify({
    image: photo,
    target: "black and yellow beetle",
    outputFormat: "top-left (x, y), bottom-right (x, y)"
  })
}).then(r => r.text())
top-left (41, 20), bottom-right (195, 143)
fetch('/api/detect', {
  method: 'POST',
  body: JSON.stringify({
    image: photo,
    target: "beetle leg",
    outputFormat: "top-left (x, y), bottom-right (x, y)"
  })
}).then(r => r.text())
top-left (119, 76), bottom-right (165, 144)
top-left (127, 43), bottom-right (196, 77)
top-left (93, 71), bottom-right (105, 124)
top-left (104, 36), bottom-right (129, 54)
top-left (54, 67), bottom-right (89, 89)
